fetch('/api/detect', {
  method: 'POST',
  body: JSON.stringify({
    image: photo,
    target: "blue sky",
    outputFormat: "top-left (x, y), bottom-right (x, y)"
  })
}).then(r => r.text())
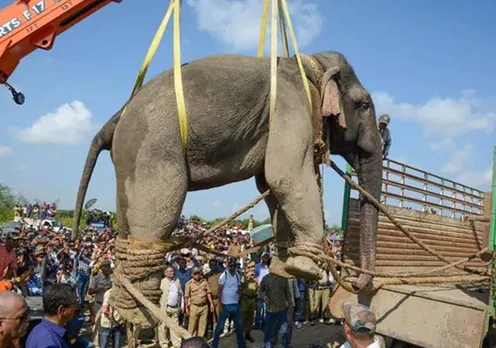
top-left (0, 0), bottom-right (495, 225)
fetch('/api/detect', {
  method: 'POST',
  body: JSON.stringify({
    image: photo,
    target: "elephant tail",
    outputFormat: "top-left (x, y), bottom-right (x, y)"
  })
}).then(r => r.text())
top-left (71, 107), bottom-right (123, 240)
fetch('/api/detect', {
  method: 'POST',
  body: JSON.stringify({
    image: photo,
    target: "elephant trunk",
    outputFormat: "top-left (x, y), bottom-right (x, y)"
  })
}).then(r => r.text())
top-left (352, 149), bottom-right (383, 291)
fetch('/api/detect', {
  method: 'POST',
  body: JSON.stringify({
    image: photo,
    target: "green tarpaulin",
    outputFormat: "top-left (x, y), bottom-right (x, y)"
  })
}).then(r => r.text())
top-left (250, 223), bottom-right (273, 242)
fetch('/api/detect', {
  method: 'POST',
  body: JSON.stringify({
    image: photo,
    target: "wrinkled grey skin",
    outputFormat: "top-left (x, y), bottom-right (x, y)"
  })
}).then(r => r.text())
top-left (73, 51), bottom-right (382, 291)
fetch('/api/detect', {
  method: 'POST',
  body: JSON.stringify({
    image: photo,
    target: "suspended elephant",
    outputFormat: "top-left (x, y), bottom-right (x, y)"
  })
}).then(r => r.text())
top-left (73, 51), bottom-right (382, 321)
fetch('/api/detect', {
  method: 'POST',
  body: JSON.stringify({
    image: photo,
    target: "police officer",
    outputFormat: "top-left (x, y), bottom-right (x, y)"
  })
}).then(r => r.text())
top-left (205, 259), bottom-right (222, 337)
top-left (378, 113), bottom-right (392, 160)
top-left (240, 261), bottom-right (257, 342)
top-left (184, 267), bottom-right (214, 337)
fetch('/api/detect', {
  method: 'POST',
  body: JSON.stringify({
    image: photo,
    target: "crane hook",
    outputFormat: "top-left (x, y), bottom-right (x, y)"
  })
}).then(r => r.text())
top-left (4, 82), bottom-right (25, 105)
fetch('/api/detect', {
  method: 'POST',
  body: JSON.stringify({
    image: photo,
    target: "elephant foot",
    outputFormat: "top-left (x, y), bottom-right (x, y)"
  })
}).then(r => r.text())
top-left (269, 256), bottom-right (295, 278)
top-left (284, 255), bottom-right (321, 281)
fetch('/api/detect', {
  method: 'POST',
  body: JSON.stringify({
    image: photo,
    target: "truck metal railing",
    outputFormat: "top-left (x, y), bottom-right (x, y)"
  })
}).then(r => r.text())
top-left (345, 159), bottom-right (486, 220)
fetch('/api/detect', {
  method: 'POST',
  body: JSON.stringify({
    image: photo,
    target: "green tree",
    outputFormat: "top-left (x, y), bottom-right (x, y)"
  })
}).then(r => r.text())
top-left (0, 183), bottom-right (28, 223)
top-left (0, 184), bottom-right (15, 223)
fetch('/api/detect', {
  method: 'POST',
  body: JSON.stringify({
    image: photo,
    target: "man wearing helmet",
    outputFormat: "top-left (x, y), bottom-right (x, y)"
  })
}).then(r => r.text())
top-left (378, 114), bottom-right (392, 160)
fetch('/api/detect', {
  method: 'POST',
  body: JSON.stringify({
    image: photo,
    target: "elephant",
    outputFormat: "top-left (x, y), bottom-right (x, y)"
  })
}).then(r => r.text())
top-left (72, 51), bottom-right (382, 305)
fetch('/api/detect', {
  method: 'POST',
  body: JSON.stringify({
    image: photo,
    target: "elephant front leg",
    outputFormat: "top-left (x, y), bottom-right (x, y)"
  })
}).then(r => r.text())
top-left (255, 174), bottom-right (295, 259)
top-left (263, 97), bottom-right (325, 281)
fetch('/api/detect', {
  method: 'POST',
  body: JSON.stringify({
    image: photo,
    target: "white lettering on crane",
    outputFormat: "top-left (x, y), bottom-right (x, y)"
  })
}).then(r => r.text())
top-left (0, 18), bottom-right (22, 38)
top-left (22, 10), bottom-right (32, 21)
top-left (31, 1), bottom-right (46, 15)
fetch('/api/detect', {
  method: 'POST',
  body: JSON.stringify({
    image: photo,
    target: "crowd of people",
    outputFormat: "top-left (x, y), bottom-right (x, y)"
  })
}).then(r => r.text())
top-left (13, 202), bottom-right (57, 220)
top-left (0, 210), bottom-right (379, 348)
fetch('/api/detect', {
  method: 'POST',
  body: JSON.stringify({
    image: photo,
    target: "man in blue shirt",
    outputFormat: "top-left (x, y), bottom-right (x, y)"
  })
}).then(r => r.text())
top-left (26, 283), bottom-right (78, 348)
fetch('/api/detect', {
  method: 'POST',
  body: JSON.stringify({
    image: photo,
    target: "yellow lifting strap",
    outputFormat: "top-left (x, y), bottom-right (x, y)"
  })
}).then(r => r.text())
top-left (120, 0), bottom-right (188, 152)
top-left (258, 0), bottom-right (313, 118)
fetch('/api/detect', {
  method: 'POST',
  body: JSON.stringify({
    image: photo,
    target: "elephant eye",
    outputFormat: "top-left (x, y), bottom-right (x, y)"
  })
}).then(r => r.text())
top-left (357, 101), bottom-right (370, 111)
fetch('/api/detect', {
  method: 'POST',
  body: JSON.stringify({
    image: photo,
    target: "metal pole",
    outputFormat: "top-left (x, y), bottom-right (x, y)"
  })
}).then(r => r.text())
top-left (341, 163), bottom-right (353, 235)
top-left (489, 146), bottom-right (496, 251)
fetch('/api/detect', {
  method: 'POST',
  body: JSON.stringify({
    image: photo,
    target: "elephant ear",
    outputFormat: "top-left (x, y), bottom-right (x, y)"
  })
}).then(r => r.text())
top-left (321, 67), bottom-right (347, 129)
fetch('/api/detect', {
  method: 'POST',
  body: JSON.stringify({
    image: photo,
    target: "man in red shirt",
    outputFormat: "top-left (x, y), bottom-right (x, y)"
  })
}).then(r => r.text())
top-left (0, 229), bottom-right (21, 283)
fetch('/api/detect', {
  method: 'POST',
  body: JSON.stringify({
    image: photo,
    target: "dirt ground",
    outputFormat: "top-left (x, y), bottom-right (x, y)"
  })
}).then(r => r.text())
top-left (216, 322), bottom-right (346, 348)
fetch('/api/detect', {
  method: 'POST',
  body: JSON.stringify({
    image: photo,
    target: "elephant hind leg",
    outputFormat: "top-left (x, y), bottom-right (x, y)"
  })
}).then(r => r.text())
top-left (121, 152), bottom-right (188, 242)
top-left (112, 140), bottom-right (188, 325)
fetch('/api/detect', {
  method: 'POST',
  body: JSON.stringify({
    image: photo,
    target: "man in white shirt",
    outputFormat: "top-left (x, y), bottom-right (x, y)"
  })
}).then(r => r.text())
top-left (340, 301), bottom-right (381, 348)
top-left (254, 251), bottom-right (270, 330)
top-left (100, 287), bottom-right (125, 348)
top-left (211, 258), bottom-right (246, 348)
top-left (158, 265), bottom-right (183, 348)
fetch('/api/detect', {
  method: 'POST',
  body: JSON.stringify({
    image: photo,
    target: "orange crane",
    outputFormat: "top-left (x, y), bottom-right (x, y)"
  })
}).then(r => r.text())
top-left (0, 0), bottom-right (121, 104)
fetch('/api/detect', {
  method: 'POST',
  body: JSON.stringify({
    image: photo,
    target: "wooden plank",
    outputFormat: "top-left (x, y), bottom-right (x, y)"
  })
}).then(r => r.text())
top-left (345, 198), bottom-right (487, 277)
top-left (481, 192), bottom-right (492, 249)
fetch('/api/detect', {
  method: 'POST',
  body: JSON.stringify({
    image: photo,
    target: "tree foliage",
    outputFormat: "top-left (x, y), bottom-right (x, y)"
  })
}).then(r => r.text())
top-left (328, 223), bottom-right (344, 236)
top-left (0, 183), bottom-right (28, 224)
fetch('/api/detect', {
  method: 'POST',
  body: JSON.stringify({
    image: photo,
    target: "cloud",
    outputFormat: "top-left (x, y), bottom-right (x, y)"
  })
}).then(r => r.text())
top-left (440, 143), bottom-right (475, 174)
top-left (187, 0), bottom-right (323, 51)
top-left (0, 145), bottom-right (13, 158)
top-left (429, 138), bottom-right (455, 152)
top-left (456, 166), bottom-right (493, 190)
top-left (10, 101), bottom-right (93, 145)
top-left (373, 90), bottom-right (496, 137)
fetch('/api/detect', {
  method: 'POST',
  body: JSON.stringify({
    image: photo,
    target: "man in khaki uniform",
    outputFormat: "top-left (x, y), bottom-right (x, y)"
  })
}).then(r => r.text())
top-left (205, 259), bottom-right (222, 337)
top-left (227, 237), bottom-right (241, 256)
top-left (158, 265), bottom-right (183, 348)
top-left (240, 261), bottom-right (257, 343)
top-left (185, 267), bottom-right (214, 337)
top-left (309, 265), bottom-right (332, 325)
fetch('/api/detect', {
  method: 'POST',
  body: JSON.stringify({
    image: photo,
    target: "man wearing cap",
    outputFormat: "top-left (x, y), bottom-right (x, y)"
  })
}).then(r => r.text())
top-left (170, 252), bottom-right (199, 327)
top-left (377, 114), bottom-right (392, 160)
top-left (212, 258), bottom-right (246, 348)
top-left (184, 267), bottom-right (214, 337)
top-left (341, 302), bottom-right (381, 348)
top-left (205, 259), bottom-right (222, 338)
top-left (240, 260), bottom-right (257, 342)
top-left (88, 259), bottom-right (112, 315)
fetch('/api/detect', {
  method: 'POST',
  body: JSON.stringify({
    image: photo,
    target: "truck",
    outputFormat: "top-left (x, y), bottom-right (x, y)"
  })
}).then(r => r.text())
top-left (330, 150), bottom-right (496, 348)
top-left (18, 217), bottom-right (71, 232)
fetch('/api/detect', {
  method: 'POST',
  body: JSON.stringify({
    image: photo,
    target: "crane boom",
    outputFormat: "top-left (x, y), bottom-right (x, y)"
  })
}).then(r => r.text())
top-left (0, 0), bottom-right (121, 103)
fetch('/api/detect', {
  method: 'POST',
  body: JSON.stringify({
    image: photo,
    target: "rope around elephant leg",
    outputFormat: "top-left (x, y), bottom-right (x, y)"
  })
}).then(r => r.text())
top-left (329, 160), bottom-right (487, 276)
top-left (113, 271), bottom-right (191, 339)
top-left (287, 241), bottom-right (357, 293)
top-left (288, 241), bottom-right (490, 294)
top-left (110, 238), bottom-right (172, 329)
